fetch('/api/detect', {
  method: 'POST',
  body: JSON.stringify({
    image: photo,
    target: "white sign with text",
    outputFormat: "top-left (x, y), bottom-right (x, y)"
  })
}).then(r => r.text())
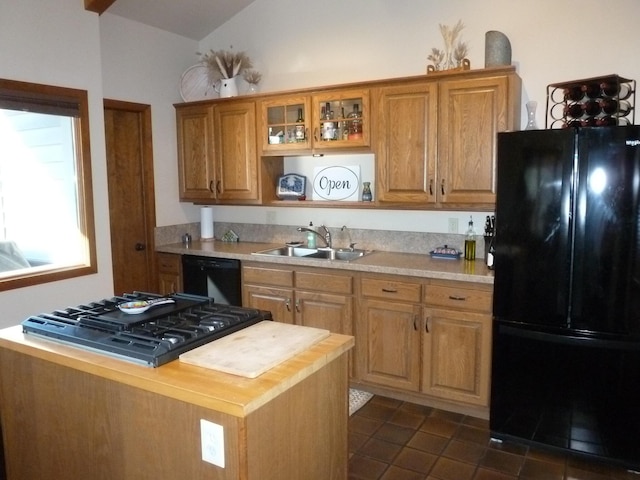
top-left (312, 165), bottom-right (360, 201)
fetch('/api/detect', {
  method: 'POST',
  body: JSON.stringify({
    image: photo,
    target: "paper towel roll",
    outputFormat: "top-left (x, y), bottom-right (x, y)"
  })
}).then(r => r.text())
top-left (200, 207), bottom-right (214, 239)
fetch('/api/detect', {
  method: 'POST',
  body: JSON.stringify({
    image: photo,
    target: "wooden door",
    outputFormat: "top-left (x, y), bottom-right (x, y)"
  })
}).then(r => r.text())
top-left (438, 75), bottom-right (509, 205)
top-left (358, 298), bottom-right (422, 391)
top-left (176, 104), bottom-right (216, 201)
top-left (374, 82), bottom-right (438, 204)
top-left (422, 308), bottom-right (492, 406)
top-left (213, 101), bottom-right (259, 201)
top-left (104, 100), bottom-right (156, 295)
top-left (243, 285), bottom-right (294, 324)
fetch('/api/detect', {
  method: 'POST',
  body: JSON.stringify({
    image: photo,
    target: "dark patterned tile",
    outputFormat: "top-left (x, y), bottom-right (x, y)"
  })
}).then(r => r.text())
top-left (430, 456), bottom-right (476, 480)
top-left (420, 416), bottom-right (460, 438)
top-left (408, 430), bottom-right (450, 455)
top-left (360, 437), bottom-right (403, 463)
top-left (480, 449), bottom-right (525, 476)
top-left (442, 439), bottom-right (487, 464)
top-left (393, 447), bottom-right (438, 474)
top-left (349, 453), bottom-right (388, 480)
top-left (375, 422), bottom-right (417, 446)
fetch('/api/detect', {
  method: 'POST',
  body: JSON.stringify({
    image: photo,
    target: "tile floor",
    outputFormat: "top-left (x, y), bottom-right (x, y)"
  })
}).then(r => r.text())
top-left (348, 395), bottom-right (640, 480)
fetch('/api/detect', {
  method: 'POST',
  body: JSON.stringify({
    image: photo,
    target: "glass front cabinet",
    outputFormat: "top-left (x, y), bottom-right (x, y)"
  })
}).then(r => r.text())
top-left (260, 89), bottom-right (370, 154)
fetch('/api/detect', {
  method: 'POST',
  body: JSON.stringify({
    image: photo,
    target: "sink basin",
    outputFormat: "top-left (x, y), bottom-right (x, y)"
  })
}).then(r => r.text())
top-left (252, 246), bottom-right (372, 262)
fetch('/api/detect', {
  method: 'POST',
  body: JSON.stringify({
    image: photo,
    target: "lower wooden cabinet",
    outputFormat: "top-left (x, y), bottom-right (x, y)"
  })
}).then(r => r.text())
top-left (358, 277), bottom-right (422, 391)
top-left (356, 274), bottom-right (493, 411)
top-left (242, 263), bottom-right (353, 335)
top-left (156, 252), bottom-right (182, 295)
top-left (422, 281), bottom-right (493, 407)
top-left (242, 262), bottom-right (493, 413)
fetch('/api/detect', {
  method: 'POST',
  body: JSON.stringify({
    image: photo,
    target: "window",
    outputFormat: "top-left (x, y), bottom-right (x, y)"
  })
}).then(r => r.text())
top-left (0, 78), bottom-right (97, 291)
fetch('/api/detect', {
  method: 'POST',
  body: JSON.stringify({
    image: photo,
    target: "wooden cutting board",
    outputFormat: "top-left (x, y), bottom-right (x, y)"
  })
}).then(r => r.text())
top-left (179, 321), bottom-right (331, 378)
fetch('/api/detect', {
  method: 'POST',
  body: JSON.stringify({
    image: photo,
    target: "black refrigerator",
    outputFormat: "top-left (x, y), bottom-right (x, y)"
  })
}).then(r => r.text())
top-left (491, 126), bottom-right (640, 469)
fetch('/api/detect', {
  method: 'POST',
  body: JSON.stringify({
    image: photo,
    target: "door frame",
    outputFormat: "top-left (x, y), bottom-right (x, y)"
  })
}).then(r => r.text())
top-left (103, 99), bottom-right (158, 292)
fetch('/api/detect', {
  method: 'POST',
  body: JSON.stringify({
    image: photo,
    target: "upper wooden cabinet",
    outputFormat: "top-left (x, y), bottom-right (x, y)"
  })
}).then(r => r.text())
top-left (259, 88), bottom-right (370, 155)
top-left (176, 103), bottom-right (215, 201)
top-left (175, 67), bottom-right (520, 209)
top-left (176, 99), bottom-right (260, 203)
top-left (374, 67), bottom-right (521, 209)
top-left (374, 81), bottom-right (438, 204)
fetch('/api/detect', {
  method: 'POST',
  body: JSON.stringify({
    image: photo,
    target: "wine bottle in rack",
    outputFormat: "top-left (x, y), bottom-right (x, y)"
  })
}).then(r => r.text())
top-left (564, 103), bottom-right (583, 118)
top-left (600, 81), bottom-right (620, 97)
top-left (582, 83), bottom-right (601, 98)
top-left (564, 86), bottom-right (584, 102)
top-left (582, 100), bottom-right (602, 117)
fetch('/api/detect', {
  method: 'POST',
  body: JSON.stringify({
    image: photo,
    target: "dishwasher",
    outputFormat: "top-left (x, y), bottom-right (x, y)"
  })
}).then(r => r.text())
top-left (181, 255), bottom-right (241, 306)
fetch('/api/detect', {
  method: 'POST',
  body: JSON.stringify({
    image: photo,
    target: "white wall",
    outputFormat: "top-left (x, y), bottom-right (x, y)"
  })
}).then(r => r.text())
top-left (99, 13), bottom-right (199, 226)
top-left (0, 0), bottom-right (114, 323)
top-left (192, 0), bottom-right (640, 232)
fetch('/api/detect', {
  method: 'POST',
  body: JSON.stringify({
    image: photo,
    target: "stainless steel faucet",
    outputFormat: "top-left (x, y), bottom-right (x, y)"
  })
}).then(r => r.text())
top-left (297, 224), bottom-right (332, 248)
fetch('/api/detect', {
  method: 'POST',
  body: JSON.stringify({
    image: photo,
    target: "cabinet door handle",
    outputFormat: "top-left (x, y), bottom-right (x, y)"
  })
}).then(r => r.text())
top-left (286, 299), bottom-right (291, 312)
top-left (413, 316), bottom-right (418, 331)
top-left (448, 295), bottom-right (467, 301)
top-left (381, 288), bottom-right (398, 293)
top-left (425, 318), bottom-right (430, 333)
top-left (216, 180), bottom-right (221, 195)
top-left (209, 180), bottom-right (214, 193)
top-left (441, 179), bottom-right (446, 195)
top-left (429, 179), bottom-right (433, 196)
top-left (314, 128), bottom-right (319, 142)
top-left (295, 299), bottom-right (300, 313)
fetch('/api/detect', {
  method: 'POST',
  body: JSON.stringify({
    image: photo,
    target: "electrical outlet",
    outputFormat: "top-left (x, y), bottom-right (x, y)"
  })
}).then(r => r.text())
top-left (448, 218), bottom-right (459, 233)
top-left (200, 419), bottom-right (225, 467)
top-left (266, 210), bottom-right (276, 225)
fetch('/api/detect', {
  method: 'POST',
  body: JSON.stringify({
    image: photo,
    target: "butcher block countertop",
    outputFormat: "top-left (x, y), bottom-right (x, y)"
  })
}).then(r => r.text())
top-left (157, 239), bottom-right (494, 284)
top-left (0, 324), bottom-right (354, 417)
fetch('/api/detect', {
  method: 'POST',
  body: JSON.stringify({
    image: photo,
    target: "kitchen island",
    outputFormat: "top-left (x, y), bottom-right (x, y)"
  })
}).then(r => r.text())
top-left (0, 324), bottom-right (354, 480)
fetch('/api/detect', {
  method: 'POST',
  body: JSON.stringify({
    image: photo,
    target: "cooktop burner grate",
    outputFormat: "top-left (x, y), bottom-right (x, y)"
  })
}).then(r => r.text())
top-left (22, 292), bottom-right (271, 367)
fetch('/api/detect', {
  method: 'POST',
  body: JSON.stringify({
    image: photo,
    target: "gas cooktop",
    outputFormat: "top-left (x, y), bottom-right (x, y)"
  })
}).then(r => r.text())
top-left (21, 291), bottom-right (271, 367)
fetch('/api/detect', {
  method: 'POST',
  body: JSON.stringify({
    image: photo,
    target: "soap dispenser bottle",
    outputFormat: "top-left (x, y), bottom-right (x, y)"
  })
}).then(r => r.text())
top-left (307, 222), bottom-right (316, 248)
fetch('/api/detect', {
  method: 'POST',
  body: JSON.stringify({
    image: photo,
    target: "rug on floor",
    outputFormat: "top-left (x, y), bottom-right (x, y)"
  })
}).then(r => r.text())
top-left (349, 388), bottom-right (374, 416)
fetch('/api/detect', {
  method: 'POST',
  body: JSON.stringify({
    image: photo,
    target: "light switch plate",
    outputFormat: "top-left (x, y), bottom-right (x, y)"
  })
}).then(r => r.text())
top-left (200, 419), bottom-right (225, 467)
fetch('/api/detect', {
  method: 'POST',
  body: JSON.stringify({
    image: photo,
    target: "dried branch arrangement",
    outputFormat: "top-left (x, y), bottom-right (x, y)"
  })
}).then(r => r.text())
top-left (427, 20), bottom-right (469, 72)
top-left (200, 49), bottom-right (253, 84)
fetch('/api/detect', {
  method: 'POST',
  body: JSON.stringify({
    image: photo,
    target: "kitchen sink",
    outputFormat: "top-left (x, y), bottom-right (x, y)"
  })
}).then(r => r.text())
top-left (252, 246), bottom-right (372, 262)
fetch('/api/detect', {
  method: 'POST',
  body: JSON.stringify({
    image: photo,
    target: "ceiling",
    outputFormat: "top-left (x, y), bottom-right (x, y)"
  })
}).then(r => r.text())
top-left (106, 0), bottom-right (257, 41)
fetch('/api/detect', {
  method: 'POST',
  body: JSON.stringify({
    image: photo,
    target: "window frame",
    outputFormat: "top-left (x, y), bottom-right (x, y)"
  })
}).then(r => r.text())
top-left (0, 78), bottom-right (97, 291)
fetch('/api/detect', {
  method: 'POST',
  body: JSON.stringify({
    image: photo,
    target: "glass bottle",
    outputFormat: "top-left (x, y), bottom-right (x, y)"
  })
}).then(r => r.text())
top-left (525, 101), bottom-right (538, 130)
top-left (348, 104), bottom-right (362, 139)
top-left (362, 182), bottom-right (372, 202)
top-left (295, 108), bottom-right (305, 142)
top-left (464, 216), bottom-right (476, 261)
top-left (322, 102), bottom-right (334, 141)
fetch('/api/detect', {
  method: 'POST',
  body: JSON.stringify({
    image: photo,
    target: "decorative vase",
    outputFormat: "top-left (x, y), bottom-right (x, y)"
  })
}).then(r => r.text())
top-left (485, 31), bottom-right (512, 67)
top-left (525, 101), bottom-right (538, 130)
top-left (246, 83), bottom-right (259, 94)
top-left (362, 182), bottom-right (372, 202)
top-left (214, 76), bottom-right (239, 98)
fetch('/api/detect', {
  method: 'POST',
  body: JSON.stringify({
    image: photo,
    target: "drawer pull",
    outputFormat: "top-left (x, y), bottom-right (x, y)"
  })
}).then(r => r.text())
top-left (413, 316), bottom-right (417, 331)
top-left (448, 295), bottom-right (467, 301)
top-left (286, 299), bottom-right (291, 312)
top-left (429, 179), bottom-right (433, 196)
top-left (425, 318), bottom-right (429, 333)
top-left (382, 288), bottom-right (398, 293)
top-left (295, 299), bottom-right (300, 313)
